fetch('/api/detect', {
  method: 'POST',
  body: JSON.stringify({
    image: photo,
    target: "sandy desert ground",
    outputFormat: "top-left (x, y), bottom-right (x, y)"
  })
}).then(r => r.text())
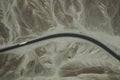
top-left (0, 0), bottom-right (120, 80)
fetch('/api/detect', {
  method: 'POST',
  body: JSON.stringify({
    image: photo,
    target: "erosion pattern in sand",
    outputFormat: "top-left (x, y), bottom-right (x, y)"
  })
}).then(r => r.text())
top-left (0, 0), bottom-right (120, 80)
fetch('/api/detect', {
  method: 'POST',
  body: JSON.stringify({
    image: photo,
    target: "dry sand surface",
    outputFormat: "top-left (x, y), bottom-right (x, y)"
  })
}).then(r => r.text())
top-left (0, 0), bottom-right (120, 80)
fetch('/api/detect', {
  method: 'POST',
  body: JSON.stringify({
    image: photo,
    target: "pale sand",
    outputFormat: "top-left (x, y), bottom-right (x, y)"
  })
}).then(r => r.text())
top-left (0, 0), bottom-right (120, 80)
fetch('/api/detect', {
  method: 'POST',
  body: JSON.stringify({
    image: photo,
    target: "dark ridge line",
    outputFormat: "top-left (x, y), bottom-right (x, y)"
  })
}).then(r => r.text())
top-left (0, 33), bottom-right (120, 62)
